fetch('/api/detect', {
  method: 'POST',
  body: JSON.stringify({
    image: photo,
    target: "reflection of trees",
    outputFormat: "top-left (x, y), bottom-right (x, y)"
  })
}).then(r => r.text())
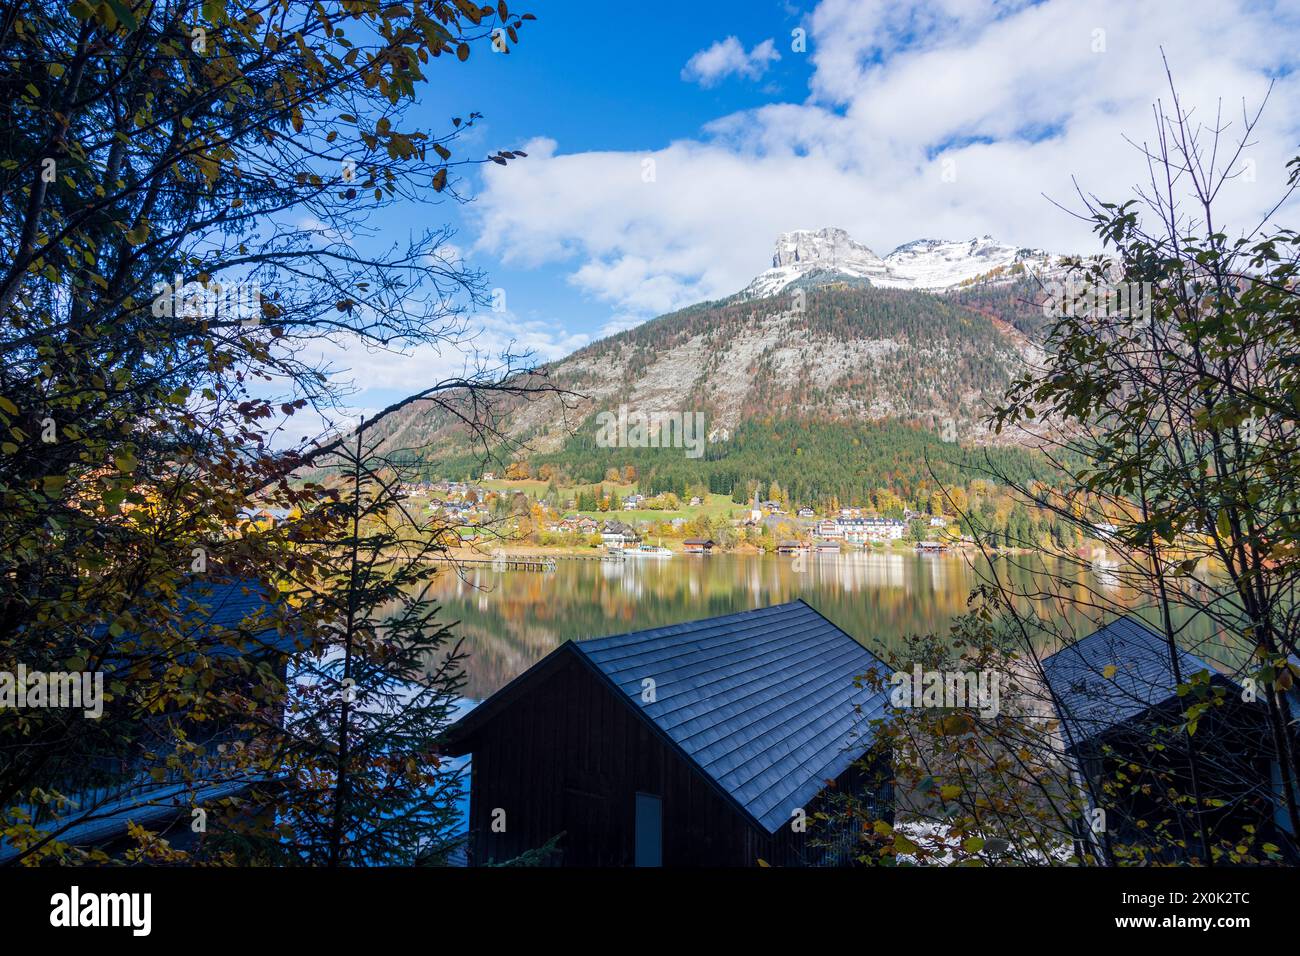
top-left (422, 554), bottom-right (1166, 700)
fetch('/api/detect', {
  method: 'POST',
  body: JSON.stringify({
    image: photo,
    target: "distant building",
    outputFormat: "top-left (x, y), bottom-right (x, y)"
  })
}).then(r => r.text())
top-left (837, 517), bottom-right (906, 543)
top-left (683, 538), bottom-right (715, 554)
top-left (444, 602), bottom-right (894, 866)
top-left (237, 506), bottom-right (293, 526)
top-left (689, 496), bottom-right (703, 507)
top-left (600, 520), bottom-right (639, 549)
top-left (817, 519), bottom-right (842, 539)
top-left (797, 507), bottom-right (816, 518)
top-left (930, 515), bottom-right (949, 528)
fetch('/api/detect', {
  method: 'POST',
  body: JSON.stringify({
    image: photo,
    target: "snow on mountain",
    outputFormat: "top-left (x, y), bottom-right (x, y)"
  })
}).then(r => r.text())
top-left (739, 228), bottom-right (1060, 299)
top-left (370, 225), bottom-right (1068, 460)
top-left (742, 227), bottom-right (893, 299)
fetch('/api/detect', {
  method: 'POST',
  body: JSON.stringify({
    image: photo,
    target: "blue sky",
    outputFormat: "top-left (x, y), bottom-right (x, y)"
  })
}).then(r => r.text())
top-left (405, 2), bottom-right (818, 336)
top-left (292, 0), bottom-right (1300, 442)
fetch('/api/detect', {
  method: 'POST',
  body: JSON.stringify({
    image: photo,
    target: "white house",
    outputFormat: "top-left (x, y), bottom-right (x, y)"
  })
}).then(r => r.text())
top-left (818, 519), bottom-right (843, 539)
top-left (837, 517), bottom-right (907, 543)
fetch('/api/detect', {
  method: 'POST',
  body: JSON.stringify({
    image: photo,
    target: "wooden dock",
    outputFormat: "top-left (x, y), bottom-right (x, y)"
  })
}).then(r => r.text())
top-left (430, 552), bottom-right (627, 572)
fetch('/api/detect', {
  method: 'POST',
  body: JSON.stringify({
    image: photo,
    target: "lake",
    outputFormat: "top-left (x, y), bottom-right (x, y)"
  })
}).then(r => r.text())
top-left (427, 550), bottom-right (1245, 702)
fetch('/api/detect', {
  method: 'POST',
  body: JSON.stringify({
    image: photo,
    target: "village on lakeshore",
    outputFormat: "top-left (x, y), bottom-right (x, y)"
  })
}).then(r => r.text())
top-left (376, 469), bottom-right (1132, 560)
top-left (395, 473), bottom-right (953, 557)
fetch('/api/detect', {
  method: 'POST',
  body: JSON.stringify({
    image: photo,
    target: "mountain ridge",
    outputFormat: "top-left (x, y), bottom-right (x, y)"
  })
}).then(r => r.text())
top-left (738, 226), bottom-right (1062, 300)
top-left (370, 227), bottom-right (1064, 473)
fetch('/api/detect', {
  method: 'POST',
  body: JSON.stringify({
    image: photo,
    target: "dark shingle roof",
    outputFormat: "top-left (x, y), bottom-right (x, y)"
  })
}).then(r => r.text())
top-left (171, 580), bottom-right (306, 656)
top-left (1041, 616), bottom-right (1225, 747)
top-left (572, 601), bottom-right (891, 833)
top-left (97, 579), bottom-right (306, 661)
top-left (444, 602), bottom-right (893, 833)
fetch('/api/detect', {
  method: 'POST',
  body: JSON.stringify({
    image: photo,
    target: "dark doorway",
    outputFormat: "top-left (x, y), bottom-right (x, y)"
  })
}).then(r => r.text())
top-left (634, 792), bottom-right (662, 867)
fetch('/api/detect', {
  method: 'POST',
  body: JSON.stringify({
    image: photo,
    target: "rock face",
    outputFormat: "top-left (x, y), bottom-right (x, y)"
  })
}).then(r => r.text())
top-left (740, 227), bottom-right (1059, 299)
top-left (772, 227), bottom-right (887, 270)
top-left (745, 227), bottom-right (891, 298)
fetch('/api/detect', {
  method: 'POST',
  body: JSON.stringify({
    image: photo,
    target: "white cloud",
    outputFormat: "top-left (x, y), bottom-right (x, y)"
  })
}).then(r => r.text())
top-left (597, 313), bottom-right (649, 338)
top-left (474, 0), bottom-right (1300, 323)
top-left (265, 308), bottom-right (588, 448)
top-left (306, 311), bottom-right (586, 394)
top-left (681, 36), bottom-right (781, 87)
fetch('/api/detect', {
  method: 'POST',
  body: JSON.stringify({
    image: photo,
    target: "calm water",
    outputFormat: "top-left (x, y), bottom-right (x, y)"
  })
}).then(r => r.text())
top-left (427, 551), bottom-right (1246, 701)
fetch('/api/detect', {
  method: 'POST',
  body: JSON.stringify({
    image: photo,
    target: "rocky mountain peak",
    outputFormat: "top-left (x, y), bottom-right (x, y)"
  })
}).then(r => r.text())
top-left (739, 227), bottom-right (1061, 299)
top-left (771, 227), bottom-right (883, 270)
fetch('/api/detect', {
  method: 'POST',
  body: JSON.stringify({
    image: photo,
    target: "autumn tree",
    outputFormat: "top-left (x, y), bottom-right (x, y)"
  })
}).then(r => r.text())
top-left (0, 0), bottom-right (547, 863)
top-left (915, 70), bottom-right (1300, 864)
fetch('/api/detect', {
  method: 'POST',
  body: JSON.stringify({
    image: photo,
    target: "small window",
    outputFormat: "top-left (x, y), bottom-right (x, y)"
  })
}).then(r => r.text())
top-left (634, 792), bottom-right (662, 867)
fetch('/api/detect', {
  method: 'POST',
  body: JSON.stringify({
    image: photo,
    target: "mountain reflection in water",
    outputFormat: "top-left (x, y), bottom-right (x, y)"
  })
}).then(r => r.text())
top-left (420, 552), bottom-right (1243, 701)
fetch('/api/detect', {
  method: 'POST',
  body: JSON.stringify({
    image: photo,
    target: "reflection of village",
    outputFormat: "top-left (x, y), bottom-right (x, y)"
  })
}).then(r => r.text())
top-left (429, 550), bottom-right (1179, 701)
top-left (391, 478), bottom-right (1243, 705)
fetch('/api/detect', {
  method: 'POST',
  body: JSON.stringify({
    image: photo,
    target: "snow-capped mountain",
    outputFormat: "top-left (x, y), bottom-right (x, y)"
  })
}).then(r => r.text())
top-left (739, 227), bottom-right (1059, 299)
top-left (752, 227), bottom-right (895, 295)
top-left (367, 225), bottom-right (1065, 464)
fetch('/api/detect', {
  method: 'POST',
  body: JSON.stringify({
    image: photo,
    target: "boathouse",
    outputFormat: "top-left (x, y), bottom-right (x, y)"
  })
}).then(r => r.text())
top-left (1041, 616), bottom-right (1297, 861)
top-left (443, 600), bottom-right (894, 866)
top-left (0, 580), bottom-right (304, 862)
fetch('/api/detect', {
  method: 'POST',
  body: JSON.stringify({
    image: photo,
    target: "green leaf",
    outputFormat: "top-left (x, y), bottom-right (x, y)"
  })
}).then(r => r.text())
top-left (893, 833), bottom-right (920, 855)
top-left (104, 0), bottom-right (138, 30)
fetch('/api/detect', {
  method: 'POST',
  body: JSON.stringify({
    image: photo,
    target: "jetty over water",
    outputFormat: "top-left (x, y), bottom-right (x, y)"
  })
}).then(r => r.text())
top-left (430, 552), bottom-right (627, 572)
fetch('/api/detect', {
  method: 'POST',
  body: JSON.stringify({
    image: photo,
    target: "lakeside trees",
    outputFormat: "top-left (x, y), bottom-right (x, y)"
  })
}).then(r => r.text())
top-left (0, 0), bottom-right (546, 864)
top-left (830, 76), bottom-right (1300, 866)
top-left (987, 76), bottom-right (1300, 853)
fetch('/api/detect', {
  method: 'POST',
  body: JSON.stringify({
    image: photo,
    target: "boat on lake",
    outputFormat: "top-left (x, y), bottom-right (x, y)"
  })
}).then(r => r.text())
top-left (626, 543), bottom-right (673, 558)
